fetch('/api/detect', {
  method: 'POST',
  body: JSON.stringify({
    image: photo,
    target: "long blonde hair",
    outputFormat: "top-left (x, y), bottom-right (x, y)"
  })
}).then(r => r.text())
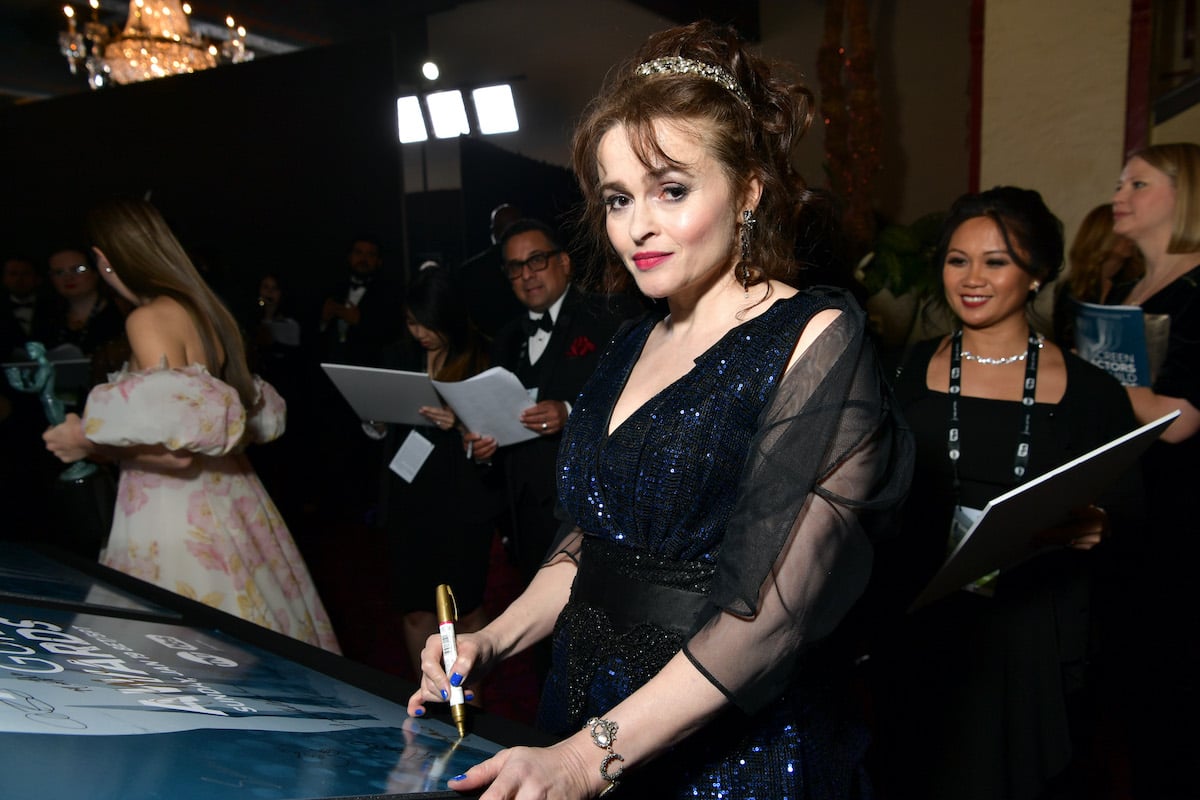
top-left (85, 199), bottom-right (255, 407)
top-left (571, 20), bottom-right (814, 294)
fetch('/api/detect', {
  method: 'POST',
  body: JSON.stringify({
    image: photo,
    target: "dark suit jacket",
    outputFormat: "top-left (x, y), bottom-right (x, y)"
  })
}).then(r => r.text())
top-left (490, 285), bottom-right (634, 509)
top-left (0, 294), bottom-right (34, 359)
top-left (312, 273), bottom-right (404, 367)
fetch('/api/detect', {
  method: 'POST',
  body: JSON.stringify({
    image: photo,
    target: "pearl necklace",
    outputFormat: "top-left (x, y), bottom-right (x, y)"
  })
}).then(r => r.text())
top-left (960, 334), bottom-right (1044, 365)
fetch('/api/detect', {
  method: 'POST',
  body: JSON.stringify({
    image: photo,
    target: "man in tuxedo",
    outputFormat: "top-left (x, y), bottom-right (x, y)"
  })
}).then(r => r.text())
top-left (310, 235), bottom-right (403, 520)
top-left (465, 219), bottom-right (632, 582)
top-left (315, 235), bottom-right (403, 367)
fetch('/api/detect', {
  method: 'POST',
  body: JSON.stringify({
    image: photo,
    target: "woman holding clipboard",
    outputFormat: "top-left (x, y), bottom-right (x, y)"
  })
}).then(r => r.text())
top-left (870, 187), bottom-right (1139, 799)
top-left (376, 266), bottom-right (500, 680)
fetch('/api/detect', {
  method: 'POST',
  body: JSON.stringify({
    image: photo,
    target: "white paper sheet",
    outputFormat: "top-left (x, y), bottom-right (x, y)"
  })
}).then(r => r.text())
top-left (432, 367), bottom-right (539, 447)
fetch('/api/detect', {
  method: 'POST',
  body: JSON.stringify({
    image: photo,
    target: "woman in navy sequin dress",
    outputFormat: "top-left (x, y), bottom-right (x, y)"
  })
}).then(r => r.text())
top-left (408, 21), bottom-right (912, 799)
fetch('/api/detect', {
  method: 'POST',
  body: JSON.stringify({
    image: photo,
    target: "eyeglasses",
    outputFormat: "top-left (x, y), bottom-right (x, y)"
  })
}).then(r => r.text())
top-left (50, 264), bottom-right (90, 279)
top-left (502, 250), bottom-right (561, 281)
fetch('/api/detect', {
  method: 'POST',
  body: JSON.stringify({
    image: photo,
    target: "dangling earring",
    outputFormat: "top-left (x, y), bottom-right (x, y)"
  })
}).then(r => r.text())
top-left (1029, 280), bottom-right (1041, 294)
top-left (739, 209), bottom-right (757, 297)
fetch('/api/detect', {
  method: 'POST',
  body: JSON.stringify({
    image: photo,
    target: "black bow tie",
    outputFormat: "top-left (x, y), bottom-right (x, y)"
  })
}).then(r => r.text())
top-left (10, 298), bottom-right (34, 308)
top-left (522, 313), bottom-right (554, 337)
top-left (349, 275), bottom-right (373, 288)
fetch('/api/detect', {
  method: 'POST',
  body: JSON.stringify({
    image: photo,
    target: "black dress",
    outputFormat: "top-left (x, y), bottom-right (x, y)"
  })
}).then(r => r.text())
top-left (871, 337), bottom-right (1139, 800)
top-left (1106, 266), bottom-right (1200, 798)
top-left (545, 289), bottom-right (912, 798)
top-left (1107, 266), bottom-right (1200, 544)
top-left (379, 347), bottom-right (503, 615)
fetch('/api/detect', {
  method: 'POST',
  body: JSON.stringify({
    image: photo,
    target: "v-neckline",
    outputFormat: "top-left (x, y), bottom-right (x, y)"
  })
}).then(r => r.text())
top-left (604, 295), bottom-right (794, 439)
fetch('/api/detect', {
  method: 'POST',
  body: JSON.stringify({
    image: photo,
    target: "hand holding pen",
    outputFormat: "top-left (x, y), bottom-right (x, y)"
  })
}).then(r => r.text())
top-left (435, 584), bottom-right (468, 738)
top-left (407, 604), bottom-right (497, 726)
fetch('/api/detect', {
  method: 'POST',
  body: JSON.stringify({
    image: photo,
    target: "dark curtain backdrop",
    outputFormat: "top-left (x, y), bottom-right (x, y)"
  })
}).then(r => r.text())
top-left (0, 38), bottom-right (586, 314)
top-left (394, 139), bottom-right (581, 282)
top-left (459, 137), bottom-right (581, 262)
top-left (0, 37), bottom-right (410, 315)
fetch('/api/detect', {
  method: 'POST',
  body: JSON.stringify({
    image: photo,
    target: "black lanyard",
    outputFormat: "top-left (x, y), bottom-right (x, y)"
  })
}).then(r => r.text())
top-left (947, 328), bottom-right (1041, 501)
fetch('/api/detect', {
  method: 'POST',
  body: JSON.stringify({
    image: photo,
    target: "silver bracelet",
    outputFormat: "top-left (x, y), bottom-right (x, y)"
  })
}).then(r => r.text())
top-left (585, 716), bottom-right (624, 795)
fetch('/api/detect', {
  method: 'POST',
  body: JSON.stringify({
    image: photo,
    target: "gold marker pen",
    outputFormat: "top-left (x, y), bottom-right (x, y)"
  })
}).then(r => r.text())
top-left (435, 583), bottom-right (467, 738)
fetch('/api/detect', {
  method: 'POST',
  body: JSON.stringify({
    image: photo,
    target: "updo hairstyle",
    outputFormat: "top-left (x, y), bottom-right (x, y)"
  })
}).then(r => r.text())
top-left (934, 186), bottom-right (1065, 291)
top-left (571, 20), bottom-right (815, 293)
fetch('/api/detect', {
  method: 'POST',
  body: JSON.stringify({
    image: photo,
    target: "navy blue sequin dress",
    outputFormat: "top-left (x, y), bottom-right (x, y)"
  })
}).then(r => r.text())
top-left (543, 290), bottom-right (903, 799)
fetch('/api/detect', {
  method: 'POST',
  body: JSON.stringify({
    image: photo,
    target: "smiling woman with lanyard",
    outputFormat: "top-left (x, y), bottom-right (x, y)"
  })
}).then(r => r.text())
top-left (871, 187), bottom-right (1140, 799)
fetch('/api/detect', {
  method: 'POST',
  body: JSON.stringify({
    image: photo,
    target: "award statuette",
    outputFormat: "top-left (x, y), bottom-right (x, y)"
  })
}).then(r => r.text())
top-left (4, 341), bottom-right (97, 481)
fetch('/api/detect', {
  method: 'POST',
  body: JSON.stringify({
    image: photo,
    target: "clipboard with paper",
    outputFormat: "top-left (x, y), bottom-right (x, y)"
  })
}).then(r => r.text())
top-left (320, 363), bottom-right (443, 427)
top-left (908, 411), bottom-right (1178, 611)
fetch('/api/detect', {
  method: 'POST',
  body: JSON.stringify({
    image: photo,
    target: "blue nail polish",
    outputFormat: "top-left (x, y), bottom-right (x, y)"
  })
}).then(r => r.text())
top-left (464, 691), bottom-right (475, 701)
top-left (413, 708), bottom-right (424, 716)
top-left (440, 689), bottom-right (448, 700)
top-left (451, 774), bottom-right (467, 782)
top-left (450, 673), bottom-right (464, 687)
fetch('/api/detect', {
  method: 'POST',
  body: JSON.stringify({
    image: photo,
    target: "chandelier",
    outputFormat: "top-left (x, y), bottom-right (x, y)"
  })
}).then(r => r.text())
top-left (59, 1), bottom-right (253, 90)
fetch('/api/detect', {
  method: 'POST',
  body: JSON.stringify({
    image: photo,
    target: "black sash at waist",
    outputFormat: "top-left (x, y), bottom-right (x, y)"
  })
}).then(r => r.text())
top-left (571, 537), bottom-right (714, 635)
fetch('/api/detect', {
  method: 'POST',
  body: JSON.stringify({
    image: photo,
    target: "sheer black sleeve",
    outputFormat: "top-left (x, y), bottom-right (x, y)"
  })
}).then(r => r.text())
top-left (682, 298), bottom-right (914, 713)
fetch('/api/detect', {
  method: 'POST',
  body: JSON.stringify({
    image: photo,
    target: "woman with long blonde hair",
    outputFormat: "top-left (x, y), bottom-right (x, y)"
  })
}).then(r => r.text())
top-left (1107, 142), bottom-right (1200, 798)
top-left (44, 198), bottom-right (339, 652)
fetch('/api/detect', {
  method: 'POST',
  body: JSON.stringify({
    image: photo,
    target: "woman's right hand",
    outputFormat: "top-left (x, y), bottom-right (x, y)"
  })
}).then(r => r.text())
top-left (1031, 505), bottom-right (1109, 551)
top-left (407, 629), bottom-right (498, 718)
top-left (463, 431), bottom-right (498, 463)
top-left (43, 413), bottom-right (92, 463)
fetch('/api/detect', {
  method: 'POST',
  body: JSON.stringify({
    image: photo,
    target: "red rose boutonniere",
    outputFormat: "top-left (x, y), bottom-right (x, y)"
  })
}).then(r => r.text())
top-left (566, 336), bottom-right (597, 358)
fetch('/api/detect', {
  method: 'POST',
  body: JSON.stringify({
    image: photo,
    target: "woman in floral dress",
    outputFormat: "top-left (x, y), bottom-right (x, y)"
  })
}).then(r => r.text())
top-left (43, 198), bottom-right (339, 653)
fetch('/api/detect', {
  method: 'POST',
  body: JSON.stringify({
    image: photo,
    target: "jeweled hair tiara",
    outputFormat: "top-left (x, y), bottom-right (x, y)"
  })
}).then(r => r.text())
top-left (634, 56), bottom-right (751, 108)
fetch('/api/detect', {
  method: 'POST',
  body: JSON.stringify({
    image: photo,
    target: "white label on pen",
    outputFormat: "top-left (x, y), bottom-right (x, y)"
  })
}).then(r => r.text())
top-left (438, 621), bottom-right (465, 706)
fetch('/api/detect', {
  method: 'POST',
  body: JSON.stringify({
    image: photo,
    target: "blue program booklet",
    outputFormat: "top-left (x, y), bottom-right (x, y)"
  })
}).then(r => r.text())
top-left (1073, 301), bottom-right (1152, 386)
top-left (0, 602), bottom-right (501, 799)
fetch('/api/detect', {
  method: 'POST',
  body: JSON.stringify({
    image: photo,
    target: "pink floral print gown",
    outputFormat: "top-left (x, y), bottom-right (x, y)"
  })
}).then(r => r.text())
top-left (83, 363), bottom-right (340, 653)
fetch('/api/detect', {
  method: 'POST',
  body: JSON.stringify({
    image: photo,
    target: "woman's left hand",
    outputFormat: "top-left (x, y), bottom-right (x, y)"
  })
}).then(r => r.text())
top-left (42, 413), bottom-right (93, 464)
top-left (419, 405), bottom-right (457, 431)
top-left (448, 737), bottom-right (601, 800)
top-left (1031, 505), bottom-right (1109, 551)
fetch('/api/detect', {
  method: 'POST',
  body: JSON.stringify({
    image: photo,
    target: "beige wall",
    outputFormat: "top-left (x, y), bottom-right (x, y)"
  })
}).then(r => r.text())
top-left (980, 0), bottom-right (1129, 243)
